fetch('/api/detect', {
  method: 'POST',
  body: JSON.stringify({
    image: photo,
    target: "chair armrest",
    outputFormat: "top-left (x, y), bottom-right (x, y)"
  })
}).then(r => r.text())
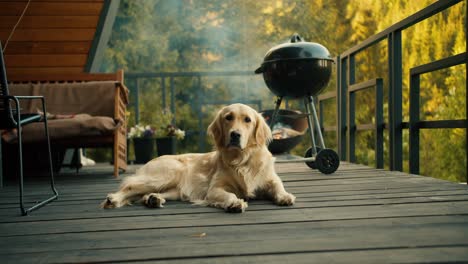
top-left (1, 95), bottom-right (45, 103)
top-left (0, 95), bottom-right (16, 100)
top-left (1, 95), bottom-right (47, 115)
top-left (1, 95), bottom-right (21, 110)
top-left (2, 95), bottom-right (44, 100)
top-left (13, 95), bottom-right (44, 100)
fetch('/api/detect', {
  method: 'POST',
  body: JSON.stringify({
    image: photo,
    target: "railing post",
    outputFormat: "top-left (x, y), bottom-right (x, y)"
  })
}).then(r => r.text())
top-left (409, 73), bottom-right (420, 174)
top-left (161, 77), bottom-right (166, 109)
top-left (465, 0), bottom-right (468, 185)
top-left (197, 76), bottom-right (205, 152)
top-left (0, 138), bottom-right (2, 188)
top-left (170, 77), bottom-right (175, 124)
top-left (388, 30), bottom-right (403, 171)
top-left (338, 56), bottom-right (347, 160)
top-left (347, 86), bottom-right (356, 163)
top-left (134, 78), bottom-right (140, 124)
top-left (375, 78), bottom-right (384, 169)
top-left (346, 55), bottom-right (356, 162)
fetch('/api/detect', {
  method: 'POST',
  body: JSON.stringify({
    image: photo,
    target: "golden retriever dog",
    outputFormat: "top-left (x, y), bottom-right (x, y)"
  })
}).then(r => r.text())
top-left (101, 103), bottom-right (295, 213)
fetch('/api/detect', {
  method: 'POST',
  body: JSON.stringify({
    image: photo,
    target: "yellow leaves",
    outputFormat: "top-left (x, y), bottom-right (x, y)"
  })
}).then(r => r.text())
top-left (261, 0), bottom-right (295, 16)
top-left (275, 0), bottom-right (283, 9)
top-left (452, 128), bottom-right (464, 139)
top-left (452, 29), bottom-right (466, 54)
top-left (261, 0), bottom-right (284, 14)
top-left (422, 85), bottom-right (443, 116)
top-left (264, 20), bottom-right (275, 35)
top-left (195, 11), bottom-right (225, 29)
top-left (262, 6), bottom-right (274, 14)
top-left (259, 0), bottom-right (299, 36)
top-left (201, 51), bottom-right (222, 63)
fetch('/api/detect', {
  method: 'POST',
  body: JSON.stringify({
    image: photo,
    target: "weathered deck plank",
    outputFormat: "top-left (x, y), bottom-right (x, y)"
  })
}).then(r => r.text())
top-left (0, 162), bottom-right (467, 263)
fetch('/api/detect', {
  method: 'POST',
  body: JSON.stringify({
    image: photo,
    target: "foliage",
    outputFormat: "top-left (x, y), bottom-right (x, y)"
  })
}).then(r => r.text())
top-left (345, 0), bottom-right (466, 182)
top-left (128, 124), bottom-right (155, 138)
top-left (149, 108), bottom-right (185, 139)
top-left (95, 0), bottom-right (466, 182)
top-left (128, 109), bottom-right (185, 139)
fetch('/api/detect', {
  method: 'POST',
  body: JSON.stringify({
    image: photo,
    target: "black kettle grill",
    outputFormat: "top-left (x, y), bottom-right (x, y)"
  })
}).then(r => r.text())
top-left (255, 34), bottom-right (340, 174)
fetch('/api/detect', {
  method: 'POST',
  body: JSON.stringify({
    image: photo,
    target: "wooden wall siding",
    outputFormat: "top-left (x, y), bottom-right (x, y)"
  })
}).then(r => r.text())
top-left (0, 0), bottom-right (105, 76)
top-left (0, 16), bottom-right (100, 29)
top-left (0, 2), bottom-right (103, 16)
top-left (0, 29), bottom-right (96, 41)
top-left (2, 42), bottom-right (90, 55)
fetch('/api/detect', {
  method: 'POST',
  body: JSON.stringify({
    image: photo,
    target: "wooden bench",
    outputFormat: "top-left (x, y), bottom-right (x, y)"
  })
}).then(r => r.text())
top-left (6, 70), bottom-right (128, 177)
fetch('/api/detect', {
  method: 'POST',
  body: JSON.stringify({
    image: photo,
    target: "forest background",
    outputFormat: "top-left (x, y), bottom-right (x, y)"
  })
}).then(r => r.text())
top-left (91, 0), bottom-right (466, 183)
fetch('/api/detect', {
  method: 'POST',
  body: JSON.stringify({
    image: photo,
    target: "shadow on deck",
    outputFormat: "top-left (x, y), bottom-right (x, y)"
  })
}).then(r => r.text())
top-left (1, 162), bottom-right (468, 263)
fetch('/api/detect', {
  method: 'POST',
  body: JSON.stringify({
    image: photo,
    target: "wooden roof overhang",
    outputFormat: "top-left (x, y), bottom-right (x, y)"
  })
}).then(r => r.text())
top-left (0, 0), bottom-right (120, 78)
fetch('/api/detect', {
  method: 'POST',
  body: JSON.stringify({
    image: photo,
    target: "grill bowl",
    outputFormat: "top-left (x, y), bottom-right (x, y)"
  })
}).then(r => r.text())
top-left (261, 109), bottom-right (308, 154)
top-left (261, 59), bottom-right (333, 98)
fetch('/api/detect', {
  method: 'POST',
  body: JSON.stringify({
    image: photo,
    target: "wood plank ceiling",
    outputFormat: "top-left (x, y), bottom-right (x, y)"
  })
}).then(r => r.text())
top-left (0, 0), bottom-right (106, 76)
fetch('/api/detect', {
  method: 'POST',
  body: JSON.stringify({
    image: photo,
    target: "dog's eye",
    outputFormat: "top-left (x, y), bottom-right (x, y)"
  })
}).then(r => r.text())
top-left (244, 117), bottom-right (251, 123)
top-left (225, 115), bottom-right (233, 121)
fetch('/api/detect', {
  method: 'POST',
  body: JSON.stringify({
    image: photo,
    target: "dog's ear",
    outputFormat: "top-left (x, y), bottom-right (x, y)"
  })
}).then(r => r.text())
top-left (255, 112), bottom-right (272, 146)
top-left (207, 109), bottom-right (225, 149)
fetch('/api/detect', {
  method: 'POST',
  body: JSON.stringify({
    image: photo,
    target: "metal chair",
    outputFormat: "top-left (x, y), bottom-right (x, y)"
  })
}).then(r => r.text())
top-left (0, 42), bottom-right (58, 215)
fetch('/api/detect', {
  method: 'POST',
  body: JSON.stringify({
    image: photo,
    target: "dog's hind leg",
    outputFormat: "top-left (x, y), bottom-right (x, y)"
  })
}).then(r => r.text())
top-left (143, 189), bottom-right (180, 208)
top-left (102, 158), bottom-right (182, 209)
top-left (102, 178), bottom-right (158, 208)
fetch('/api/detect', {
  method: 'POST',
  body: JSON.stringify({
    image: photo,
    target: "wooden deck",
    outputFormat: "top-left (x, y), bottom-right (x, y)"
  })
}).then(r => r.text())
top-left (1, 162), bottom-right (468, 263)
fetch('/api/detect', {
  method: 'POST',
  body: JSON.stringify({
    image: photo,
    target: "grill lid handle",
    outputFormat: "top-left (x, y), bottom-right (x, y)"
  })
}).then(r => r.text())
top-left (290, 34), bottom-right (303, 43)
top-left (254, 66), bottom-right (263, 74)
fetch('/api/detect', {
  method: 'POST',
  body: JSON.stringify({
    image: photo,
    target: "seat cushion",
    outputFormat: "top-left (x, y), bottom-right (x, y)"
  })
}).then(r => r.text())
top-left (4, 114), bottom-right (122, 144)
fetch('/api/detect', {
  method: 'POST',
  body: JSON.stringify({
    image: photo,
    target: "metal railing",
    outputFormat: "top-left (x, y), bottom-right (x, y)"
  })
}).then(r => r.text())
top-left (347, 78), bottom-right (384, 169)
top-left (125, 71), bottom-right (262, 152)
top-left (333, 0), bottom-right (467, 182)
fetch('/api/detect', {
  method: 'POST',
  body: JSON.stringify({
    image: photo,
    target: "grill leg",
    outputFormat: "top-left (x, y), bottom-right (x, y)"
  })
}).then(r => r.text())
top-left (304, 97), bottom-right (318, 156)
top-left (269, 96), bottom-right (283, 129)
top-left (309, 96), bottom-right (326, 149)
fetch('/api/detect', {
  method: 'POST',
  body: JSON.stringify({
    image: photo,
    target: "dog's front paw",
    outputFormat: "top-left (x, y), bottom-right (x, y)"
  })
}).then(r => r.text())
top-left (101, 194), bottom-right (120, 209)
top-left (143, 193), bottom-right (166, 208)
top-left (225, 199), bottom-right (248, 213)
top-left (275, 192), bottom-right (296, 206)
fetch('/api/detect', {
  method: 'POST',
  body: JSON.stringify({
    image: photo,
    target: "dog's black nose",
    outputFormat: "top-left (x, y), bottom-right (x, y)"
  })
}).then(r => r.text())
top-left (230, 131), bottom-right (241, 141)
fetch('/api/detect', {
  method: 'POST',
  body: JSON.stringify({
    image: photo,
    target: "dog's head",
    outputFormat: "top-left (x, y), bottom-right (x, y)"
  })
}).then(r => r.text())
top-left (208, 103), bottom-right (272, 151)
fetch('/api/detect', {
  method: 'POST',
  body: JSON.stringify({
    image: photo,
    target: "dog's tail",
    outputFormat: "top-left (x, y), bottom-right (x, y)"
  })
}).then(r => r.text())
top-left (119, 173), bottom-right (174, 194)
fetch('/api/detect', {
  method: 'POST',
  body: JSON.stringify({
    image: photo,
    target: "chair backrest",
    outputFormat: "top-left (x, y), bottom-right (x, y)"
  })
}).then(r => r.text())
top-left (0, 42), bottom-right (14, 127)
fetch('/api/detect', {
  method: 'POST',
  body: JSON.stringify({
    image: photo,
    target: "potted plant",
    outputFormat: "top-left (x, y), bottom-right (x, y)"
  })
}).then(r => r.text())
top-left (128, 109), bottom-right (185, 163)
top-left (152, 109), bottom-right (185, 156)
top-left (128, 124), bottom-right (156, 164)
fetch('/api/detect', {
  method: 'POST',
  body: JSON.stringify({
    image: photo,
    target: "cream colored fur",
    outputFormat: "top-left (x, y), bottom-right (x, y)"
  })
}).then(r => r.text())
top-left (101, 103), bottom-right (295, 213)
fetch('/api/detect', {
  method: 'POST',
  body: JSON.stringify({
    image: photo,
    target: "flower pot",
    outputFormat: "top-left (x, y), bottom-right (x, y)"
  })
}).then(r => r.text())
top-left (133, 137), bottom-right (155, 164)
top-left (156, 137), bottom-right (176, 156)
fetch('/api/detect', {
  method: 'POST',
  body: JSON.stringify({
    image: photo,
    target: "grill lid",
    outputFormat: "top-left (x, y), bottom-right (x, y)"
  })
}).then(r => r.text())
top-left (258, 34), bottom-right (333, 66)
